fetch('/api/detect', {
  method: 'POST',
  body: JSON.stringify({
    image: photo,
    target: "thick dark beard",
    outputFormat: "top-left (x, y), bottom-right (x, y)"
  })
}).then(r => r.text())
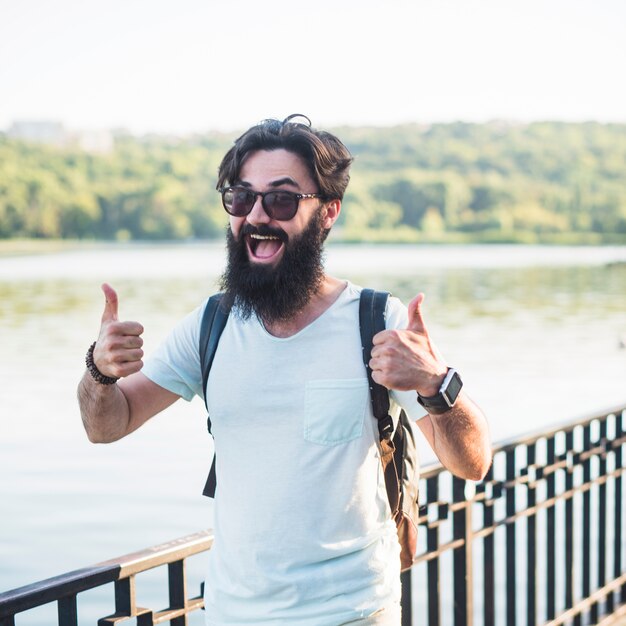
top-left (220, 209), bottom-right (327, 325)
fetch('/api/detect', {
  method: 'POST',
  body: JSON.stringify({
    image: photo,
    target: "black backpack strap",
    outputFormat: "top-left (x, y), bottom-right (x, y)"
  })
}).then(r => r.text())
top-left (198, 293), bottom-right (231, 498)
top-left (359, 289), bottom-right (394, 440)
top-left (359, 288), bottom-right (402, 518)
top-left (199, 293), bottom-right (230, 416)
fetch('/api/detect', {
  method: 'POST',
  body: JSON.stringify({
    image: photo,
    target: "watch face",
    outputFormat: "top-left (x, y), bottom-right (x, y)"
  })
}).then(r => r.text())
top-left (443, 371), bottom-right (463, 405)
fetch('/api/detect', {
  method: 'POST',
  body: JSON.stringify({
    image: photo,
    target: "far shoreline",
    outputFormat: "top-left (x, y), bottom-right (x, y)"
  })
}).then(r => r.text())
top-left (1, 232), bottom-right (624, 258)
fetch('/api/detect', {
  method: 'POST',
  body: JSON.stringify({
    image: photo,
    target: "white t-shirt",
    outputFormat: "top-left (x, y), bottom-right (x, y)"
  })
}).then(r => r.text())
top-left (142, 282), bottom-right (425, 626)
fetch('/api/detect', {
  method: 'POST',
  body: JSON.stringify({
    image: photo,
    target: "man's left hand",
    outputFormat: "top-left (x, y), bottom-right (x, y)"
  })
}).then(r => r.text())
top-left (369, 293), bottom-right (448, 395)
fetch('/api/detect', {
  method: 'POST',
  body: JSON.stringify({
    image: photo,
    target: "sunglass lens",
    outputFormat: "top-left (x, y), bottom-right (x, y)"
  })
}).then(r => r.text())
top-left (265, 192), bottom-right (297, 220)
top-left (225, 189), bottom-right (254, 216)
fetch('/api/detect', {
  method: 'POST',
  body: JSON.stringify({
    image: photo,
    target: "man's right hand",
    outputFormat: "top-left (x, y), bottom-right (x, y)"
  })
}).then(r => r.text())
top-left (79, 284), bottom-right (179, 443)
top-left (93, 283), bottom-right (145, 380)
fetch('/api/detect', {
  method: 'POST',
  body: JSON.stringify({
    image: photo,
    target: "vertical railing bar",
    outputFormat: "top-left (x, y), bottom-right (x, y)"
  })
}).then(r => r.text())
top-left (400, 569), bottom-right (412, 626)
top-left (546, 435), bottom-right (557, 621)
top-left (604, 416), bottom-right (619, 614)
top-left (592, 417), bottom-right (608, 624)
top-left (57, 595), bottom-right (78, 626)
top-left (483, 465), bottom-right (495, 626)
top-left (464, 484), bottom-right (473, 626)
top-left (426, 476), bottom-right (440, 626)
top-left (564, 430), bottom-right (576, 624)
top-left (581, 424), bottom-right (592, 625)
top-left (526, 443), bottom-right (537, 626)
top-left (452, 476), bottom-right (470, 626)
top-left (115, 577), bottom-right (134, 615)
top-left (506, 448), bottom-right (517, 626)
top-left (168, 560), bottom-right (187, 626)
top-left (616, 411), bottom-right (625, 605)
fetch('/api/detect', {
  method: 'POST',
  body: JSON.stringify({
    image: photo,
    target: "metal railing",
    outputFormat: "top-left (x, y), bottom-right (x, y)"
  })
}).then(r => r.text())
top-left (1, 405), bottom-right (624, 626)
top-left (404, 404), bottom-right (625, 626)
top-left (0, 531), bottom-right (212, 626)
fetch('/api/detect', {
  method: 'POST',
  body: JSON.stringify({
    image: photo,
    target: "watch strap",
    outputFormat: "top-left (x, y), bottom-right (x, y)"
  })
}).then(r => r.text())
top-left (417, 368), bottom-right (463, 414)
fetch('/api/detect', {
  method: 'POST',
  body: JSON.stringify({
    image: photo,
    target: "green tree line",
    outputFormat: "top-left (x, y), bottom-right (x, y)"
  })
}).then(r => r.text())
top-left (1, 122), bottom-right (625, 243)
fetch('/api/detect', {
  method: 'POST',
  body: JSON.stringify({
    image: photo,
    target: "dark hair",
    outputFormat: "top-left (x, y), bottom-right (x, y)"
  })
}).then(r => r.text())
top-left (216, 114), bottom-right (353, 200)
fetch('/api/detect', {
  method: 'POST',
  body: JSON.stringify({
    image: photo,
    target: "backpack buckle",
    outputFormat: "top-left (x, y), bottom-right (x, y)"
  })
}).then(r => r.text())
top-left (379, 415), bottom-right (394, 440)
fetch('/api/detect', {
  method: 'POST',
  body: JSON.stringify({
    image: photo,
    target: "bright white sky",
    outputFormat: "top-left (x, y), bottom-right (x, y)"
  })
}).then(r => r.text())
top-left (1, 0), bottom-right (625, 134)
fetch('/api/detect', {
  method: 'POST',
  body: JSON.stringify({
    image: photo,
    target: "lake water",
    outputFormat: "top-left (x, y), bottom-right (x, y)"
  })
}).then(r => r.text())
top-left (1, 242), bottom-right (625, 621)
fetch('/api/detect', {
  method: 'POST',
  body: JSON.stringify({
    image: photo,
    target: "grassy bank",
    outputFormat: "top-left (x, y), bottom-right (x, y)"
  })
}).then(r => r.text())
top-left (1, 232), bottom-right (623, 259)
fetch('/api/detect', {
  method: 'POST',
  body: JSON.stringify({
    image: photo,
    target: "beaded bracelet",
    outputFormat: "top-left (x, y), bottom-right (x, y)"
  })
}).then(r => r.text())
top-left (85, 342), bottom-right (120, 385)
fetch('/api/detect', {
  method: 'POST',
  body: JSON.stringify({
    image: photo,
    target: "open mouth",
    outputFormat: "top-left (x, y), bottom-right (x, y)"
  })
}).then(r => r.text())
top-left (246, 233), bottom-right (285, 262)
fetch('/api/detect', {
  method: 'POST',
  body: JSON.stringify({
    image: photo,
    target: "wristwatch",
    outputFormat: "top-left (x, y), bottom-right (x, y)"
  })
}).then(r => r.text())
top-left (417, 368), bottom-right (463, 414)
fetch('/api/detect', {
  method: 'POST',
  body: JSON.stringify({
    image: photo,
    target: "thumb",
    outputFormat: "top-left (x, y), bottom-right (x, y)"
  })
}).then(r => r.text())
top-left (101, 283), bottom-right (119, 323)
top-left (406, 292), bottom-right (427, 333)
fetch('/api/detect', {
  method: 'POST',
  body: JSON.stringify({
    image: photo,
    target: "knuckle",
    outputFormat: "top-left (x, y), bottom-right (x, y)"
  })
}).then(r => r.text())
top-left (387, 329), bottom-right (402, 341)
top-left (373, 329), bottom-right (391, 343)
top-left (109, 364), bottom-right (124, 378)
top-left (119, 359), bottom-right (142, 377)
top-left (109, 337), bottom-right (126, 351)
top-left (106, 321), bottom-right (123, 334)
top-left (128, 324), bottom-right (143, 337)
top-left (126, 361), bottom-right (143, 376)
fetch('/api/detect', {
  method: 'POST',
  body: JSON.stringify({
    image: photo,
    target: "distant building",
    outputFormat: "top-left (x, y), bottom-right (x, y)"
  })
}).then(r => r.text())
top-left (75, 129), bottom-right (114, 153)
top-left (6, 120), bottom-right (114, 153)
top-left (8, 120), bottom-right (67, 146)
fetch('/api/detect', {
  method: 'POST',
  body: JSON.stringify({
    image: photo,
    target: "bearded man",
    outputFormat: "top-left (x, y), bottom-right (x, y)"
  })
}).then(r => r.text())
top-left (78, 115), bottom-right (491, 626)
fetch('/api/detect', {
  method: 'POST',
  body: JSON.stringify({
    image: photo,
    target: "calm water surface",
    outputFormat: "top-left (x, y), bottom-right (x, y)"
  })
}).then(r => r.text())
top-left (1, 242), bottom-right (625, 620)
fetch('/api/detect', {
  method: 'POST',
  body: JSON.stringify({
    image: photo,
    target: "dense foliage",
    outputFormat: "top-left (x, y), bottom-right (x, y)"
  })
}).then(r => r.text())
top-left (1, 122), bottom-right (625, 243)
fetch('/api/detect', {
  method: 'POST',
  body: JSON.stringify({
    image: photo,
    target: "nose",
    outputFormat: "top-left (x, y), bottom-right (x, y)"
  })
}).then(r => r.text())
top-left (246, 194), bottom-right (271, 226)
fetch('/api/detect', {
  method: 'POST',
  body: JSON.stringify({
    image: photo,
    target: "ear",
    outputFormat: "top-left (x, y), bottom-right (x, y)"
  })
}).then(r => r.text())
top-left (321, 199), bottom-right (341, 229)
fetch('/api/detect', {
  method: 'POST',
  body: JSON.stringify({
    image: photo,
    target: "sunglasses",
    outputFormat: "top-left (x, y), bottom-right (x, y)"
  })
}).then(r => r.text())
top-left (219, 186), bottom-right (323, 221)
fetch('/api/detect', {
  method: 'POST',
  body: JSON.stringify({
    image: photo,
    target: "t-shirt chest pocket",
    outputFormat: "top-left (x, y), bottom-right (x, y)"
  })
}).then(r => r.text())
top-left (304, 379), bottom-right (369, 445)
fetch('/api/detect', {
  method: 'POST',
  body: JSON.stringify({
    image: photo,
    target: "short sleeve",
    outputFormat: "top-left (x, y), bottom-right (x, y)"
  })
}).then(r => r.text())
top-left (142, 302), bottom-right (206, 402)
top-left (384, 296), bottom-right (428, 421)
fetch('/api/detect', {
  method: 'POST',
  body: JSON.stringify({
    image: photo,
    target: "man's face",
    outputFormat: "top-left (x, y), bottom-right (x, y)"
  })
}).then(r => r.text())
top-left (229, 149), bottom-right (337, 266)
top-left (220, 149), bottom-right (341, 324)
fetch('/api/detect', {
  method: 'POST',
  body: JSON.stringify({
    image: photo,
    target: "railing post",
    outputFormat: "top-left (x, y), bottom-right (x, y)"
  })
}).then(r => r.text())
top-left (426, 475), bottom-right (441, 626)
top-left (115, 576), bottom-right (135, 615)
top-left (58, 595), bottom-right (78, 626)
top-left (506, 448), bottom-right (516, 626)
top-left (582, 424), bottom-right (593, 624)
top-left (598, 417), bottom-right (608, 619)
top-left (168, 560), bottom-right (187, 626)
top-left (400, 569), bottom-right (412, 626)
top-left (564, 430), bottom-right (575, 620)
top-left (616, 411), bottom-right (625, 606)
top-left (482, 467), bottom-right (495, 626)
top-left (546, 435), bottom-right (557, 621)
top-left (453, 476), bottom-right (472, 626)
top-left (526, 443), bottom-right (537, 626)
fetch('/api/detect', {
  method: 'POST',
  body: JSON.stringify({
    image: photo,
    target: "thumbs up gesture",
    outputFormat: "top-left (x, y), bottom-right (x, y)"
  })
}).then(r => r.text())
top-left (92, 283), bottom-right (145, 379)
top-left (370, 293), bottom-right (448, 395)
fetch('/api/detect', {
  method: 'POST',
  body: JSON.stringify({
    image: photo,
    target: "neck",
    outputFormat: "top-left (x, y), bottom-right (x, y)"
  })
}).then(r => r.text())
top-left (262, 276), bottom-right (346, 338)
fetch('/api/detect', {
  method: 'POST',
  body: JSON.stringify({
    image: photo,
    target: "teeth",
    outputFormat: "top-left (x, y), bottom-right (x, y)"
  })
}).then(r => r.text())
top-left (250, 234), bottom-right (279, 240)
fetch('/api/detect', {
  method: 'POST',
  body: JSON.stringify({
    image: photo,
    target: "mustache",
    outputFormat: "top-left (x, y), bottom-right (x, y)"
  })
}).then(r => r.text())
top-left (241, 223), bottom-right (288, 243)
